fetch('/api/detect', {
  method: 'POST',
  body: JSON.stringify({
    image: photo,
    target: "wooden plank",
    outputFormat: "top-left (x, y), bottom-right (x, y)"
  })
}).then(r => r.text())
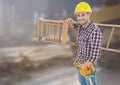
top-left (59, 24), bottom-right (63, 41)
top-left (38, 18), bottom-right (64, 23)
top-left (61, 22), bottom-right (69, 44)
top-left (74, 22), bottom-right (120, 28)
top-left (45, 23), bottom-right (63, 27)
top-left (96, 23), bottom-right (120, 28)
top-left (53, 25), bottom-right (56, 40)
top-left (75, 27), bottom-right (80, 44)
top-left (37, 19), bottom-right (42, 41)
top-left (41, 39), bottom-right (62, 44)
top-left (51, 26), bottom-right (54, 40)
top-left (56, 27), bottom-right (60, 41)
top-left (46, 23), bottom-right (49, 40)
top-left (106, 27), bottom-right (115, 48)
top-left (101, 47), bottom-right (120, 53)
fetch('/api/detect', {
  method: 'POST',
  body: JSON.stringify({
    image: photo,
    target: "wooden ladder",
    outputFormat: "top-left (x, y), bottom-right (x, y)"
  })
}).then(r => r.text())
top-left (96, 23), bottom-right (120, 53)
top-left (37, 18), bottom-right (79, 45)
top-left (37, 18), bottom-right (120, 53)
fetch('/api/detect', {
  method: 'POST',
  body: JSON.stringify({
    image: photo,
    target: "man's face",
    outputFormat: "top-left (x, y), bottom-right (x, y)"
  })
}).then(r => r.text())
top-left (76, 12), bottom-right (90, 25)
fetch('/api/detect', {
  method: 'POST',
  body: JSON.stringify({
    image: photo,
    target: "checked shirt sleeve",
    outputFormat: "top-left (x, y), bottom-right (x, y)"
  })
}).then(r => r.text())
top-left (88, 29), bottom-right (102, 64)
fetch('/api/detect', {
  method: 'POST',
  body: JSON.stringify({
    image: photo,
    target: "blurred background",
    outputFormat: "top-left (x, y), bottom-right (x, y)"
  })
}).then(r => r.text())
top-left (0, 0), bottom-right (120, 85)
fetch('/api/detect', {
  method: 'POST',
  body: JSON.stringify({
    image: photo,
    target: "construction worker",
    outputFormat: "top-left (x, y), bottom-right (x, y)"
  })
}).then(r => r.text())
top-left (65, 2), bottom-right (102, 85)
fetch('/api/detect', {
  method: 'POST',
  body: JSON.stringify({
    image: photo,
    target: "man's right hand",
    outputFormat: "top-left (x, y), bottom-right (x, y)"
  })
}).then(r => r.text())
top-left (64, 18), bottom-right (75, 26)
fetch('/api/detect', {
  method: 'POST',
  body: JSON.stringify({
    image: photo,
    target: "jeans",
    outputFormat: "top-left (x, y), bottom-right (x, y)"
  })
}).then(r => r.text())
top-left (77, 65), bottom-right (98, 85)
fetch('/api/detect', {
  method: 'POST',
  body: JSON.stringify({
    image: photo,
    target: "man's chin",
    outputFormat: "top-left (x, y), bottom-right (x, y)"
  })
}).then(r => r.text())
top-left (79, 22), bottom-right (85, 25)
top-left (79, 21), bottom-right (88, 26)
top-left (78, 21), bottom-right (85, 25)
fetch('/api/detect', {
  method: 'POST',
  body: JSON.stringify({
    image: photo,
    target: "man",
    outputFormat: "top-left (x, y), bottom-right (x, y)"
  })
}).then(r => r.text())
top-left (65, 2), bottom-right (102, 85)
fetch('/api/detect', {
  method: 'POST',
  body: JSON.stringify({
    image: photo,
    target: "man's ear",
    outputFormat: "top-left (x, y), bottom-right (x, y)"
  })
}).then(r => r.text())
top-left (87, 12), bottom-right (91, 18)
top-left (87, 12), bottom-right (91, 15)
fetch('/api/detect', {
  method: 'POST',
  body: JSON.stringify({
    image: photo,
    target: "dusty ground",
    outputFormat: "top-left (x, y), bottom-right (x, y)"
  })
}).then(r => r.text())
top-left (0, 57), bottom-right (73, 85)
top-left (0, 55), bottom-right (120, 85)
top-left (0, 35), bottom-right (74, 85)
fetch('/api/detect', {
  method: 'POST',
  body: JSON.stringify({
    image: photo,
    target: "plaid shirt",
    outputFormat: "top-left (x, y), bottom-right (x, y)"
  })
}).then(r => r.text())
top-left (74, 22), bottom-right (102, 64)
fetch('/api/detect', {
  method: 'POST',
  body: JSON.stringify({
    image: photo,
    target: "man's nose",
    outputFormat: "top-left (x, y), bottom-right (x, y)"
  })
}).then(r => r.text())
top-left (78, 17), bottom-right (83, 20)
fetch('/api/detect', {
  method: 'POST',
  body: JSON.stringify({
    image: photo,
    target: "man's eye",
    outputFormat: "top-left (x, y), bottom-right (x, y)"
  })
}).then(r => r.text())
top-left (82, 14), bottom-right (85, 16)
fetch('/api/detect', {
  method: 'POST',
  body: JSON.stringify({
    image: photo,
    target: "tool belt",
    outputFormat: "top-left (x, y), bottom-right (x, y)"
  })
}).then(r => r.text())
top-left (74, 60), bottom-right (95, 77)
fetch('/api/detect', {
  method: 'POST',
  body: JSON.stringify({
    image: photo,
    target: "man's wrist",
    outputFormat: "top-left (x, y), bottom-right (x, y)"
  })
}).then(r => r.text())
top-left (86, 60), bottom-right (92, 65)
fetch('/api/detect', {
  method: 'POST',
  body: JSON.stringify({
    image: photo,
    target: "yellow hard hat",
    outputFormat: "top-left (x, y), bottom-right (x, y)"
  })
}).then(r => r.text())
top-left (74, 2), bottom-right (92, 14)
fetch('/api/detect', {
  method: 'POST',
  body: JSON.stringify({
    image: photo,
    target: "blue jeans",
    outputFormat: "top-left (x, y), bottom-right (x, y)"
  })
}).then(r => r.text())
top-left (77, 65), bottom-right (98, 85)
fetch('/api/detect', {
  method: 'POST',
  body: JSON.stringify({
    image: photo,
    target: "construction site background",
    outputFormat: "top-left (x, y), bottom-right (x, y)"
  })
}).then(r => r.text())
top-left (0, 0), bottom-right (120, 85)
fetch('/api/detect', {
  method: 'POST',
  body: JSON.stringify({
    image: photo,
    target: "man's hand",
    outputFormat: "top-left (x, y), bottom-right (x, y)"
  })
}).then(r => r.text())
top-left (80, 61), bottom-right (95, 77)
top-left (65, 18), bottom-right (75, 26)
top-left (81, 60), bottom-right (92, 69)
